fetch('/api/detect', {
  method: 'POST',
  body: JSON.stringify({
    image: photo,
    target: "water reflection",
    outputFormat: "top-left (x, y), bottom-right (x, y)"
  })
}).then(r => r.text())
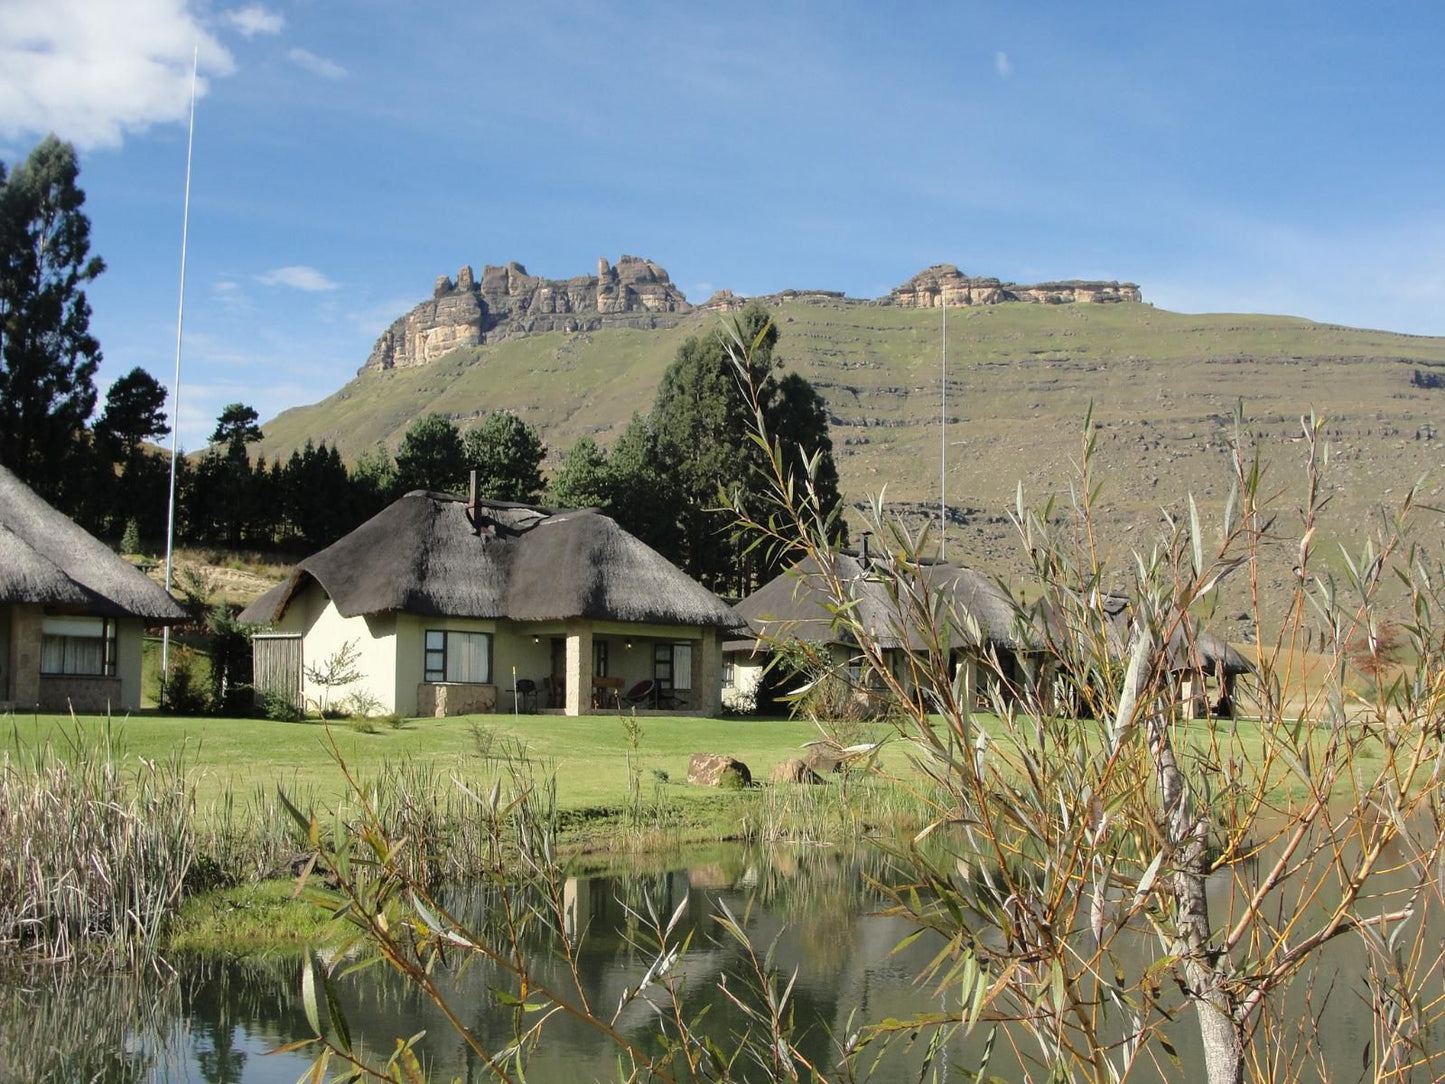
top-left (2, 840), bottom-right (1433, 1082)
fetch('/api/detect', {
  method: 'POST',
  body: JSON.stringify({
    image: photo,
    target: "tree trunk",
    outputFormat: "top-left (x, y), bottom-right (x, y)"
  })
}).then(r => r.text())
top-left (1150, 713), bottom-right (1246, 1084)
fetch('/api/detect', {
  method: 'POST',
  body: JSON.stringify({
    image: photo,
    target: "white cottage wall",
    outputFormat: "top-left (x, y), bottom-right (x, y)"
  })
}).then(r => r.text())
top-left (281, 583), bottom-right (399, 715)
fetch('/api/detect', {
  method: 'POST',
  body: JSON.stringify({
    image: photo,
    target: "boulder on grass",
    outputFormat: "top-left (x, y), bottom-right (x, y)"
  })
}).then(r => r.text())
top-left (771, 758), bottom-right (825, 785)
top-left (688, 753), bottom-right (751, 789)
top-left (802, 744), bottom-right (845, 774)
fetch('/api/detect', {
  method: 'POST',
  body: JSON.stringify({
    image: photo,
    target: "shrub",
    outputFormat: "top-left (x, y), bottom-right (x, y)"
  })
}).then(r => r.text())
top-left (260, 690), bottom-right (304, 722)
top-left (161, 647), bottom-right (208, 714)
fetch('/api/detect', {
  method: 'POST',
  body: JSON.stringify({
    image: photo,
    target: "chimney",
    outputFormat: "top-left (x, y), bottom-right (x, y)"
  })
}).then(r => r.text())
top-left (468, 469), bottom-right (479, 534)
top-left (860, 531), bottom-right (872, 567)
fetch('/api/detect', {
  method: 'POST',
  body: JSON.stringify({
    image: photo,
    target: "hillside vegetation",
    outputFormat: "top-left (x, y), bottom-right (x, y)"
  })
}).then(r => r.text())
top-left (257, 300), bottom-right (1445, 628)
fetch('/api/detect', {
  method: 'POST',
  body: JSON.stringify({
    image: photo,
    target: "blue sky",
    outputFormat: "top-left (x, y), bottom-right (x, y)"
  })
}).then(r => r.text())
top-left (4, 1), bottom-right (1445, 449)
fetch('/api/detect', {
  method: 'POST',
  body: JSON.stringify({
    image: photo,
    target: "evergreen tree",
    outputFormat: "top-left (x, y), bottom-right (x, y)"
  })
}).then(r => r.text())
top-left (0, 136), bottom-right (105, 503)
top-left (462, 411), bottom-right (546, 502)
top-left (209, 403), bottom-right (263, 452)
top-left (92, 366), bottom-right (171, 537)
top-left (284, 439), bottom-right (351, 549)
top-left (551, 436), bottom-right (613, 510)
top-left (607, 415), bottom-right (682, 560)
top-left (193, 403), bottom-right (265, 548)
top-left (94, 367), bottom-right (169, 462)
top-left (650, 304), bottom-right (843, 593)
top-left (394, 414), bottom-right (465, 494)
top-left (349, 445), bottom-right (398, 525)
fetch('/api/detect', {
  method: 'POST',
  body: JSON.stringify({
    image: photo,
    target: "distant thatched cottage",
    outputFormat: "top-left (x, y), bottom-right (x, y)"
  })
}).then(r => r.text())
top-left (239, 491), bottom-right (739, 717)
top-left (0, 464), bottom-right (186, 712)
top-left (723, 550), bottom-right (1045, 713)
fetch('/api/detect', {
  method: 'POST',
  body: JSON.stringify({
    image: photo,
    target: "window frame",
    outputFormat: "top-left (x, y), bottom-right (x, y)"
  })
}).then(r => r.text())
top-left (653, 642), bottom-right (694, 692)
top-left (423, 629), bottom-right (493, 685)
top-left (40, 615), bottom-right (118, 678)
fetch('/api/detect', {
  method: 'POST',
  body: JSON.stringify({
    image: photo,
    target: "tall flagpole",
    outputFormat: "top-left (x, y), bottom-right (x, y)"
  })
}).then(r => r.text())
top-left (161, 45), bottom-right (199, 690)
top-left (939, 290), bottom-right (947, 560)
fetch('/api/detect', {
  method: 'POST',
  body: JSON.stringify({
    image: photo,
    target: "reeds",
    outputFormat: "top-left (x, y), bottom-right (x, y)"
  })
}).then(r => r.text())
top-left (0, 725), bottom-right (197, 966)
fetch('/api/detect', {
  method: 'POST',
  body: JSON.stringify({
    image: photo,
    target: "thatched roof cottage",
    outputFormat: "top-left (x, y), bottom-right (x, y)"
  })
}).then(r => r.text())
top-left (722, 550), bottom-right (1043, 713)
top-left (240, 491), bottom-right (739, 717)
top-left (0, 464), bottom-right (186, 712)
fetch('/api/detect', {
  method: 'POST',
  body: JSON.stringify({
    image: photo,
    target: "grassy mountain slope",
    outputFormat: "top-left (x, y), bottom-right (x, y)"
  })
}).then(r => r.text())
top-left (258, 300), bottom-right (1445, 626)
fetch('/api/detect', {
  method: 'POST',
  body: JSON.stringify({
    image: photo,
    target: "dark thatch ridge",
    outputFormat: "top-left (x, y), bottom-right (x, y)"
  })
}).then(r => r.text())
top-left (0, 465), bottom-right (187, 620)
top-left (724, 551), bottom-right (1036, 656)
top-left (241, 491), bottom-right (739, 629)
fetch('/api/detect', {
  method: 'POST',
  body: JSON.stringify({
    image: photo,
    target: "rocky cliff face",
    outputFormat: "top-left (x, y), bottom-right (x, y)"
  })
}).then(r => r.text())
top-left (888, 265), bottom-right (1142, 309)
top-left (363, 259), bottom-right (1143, 371)
top-left (363, 256), bottom-right (693, 371)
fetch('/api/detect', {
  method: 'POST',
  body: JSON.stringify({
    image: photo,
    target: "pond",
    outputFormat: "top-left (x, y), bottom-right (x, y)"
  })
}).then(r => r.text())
top-left (0, 842), bottom-right (1425, 1082)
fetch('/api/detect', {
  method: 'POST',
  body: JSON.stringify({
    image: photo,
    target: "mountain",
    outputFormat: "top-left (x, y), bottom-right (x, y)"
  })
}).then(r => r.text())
top-left (257, 258), bottom-right (1445, 629)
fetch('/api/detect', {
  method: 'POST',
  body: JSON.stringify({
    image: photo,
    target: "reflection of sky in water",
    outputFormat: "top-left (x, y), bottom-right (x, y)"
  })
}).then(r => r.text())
top-left (3, 841), bottom-right (1432, 1082)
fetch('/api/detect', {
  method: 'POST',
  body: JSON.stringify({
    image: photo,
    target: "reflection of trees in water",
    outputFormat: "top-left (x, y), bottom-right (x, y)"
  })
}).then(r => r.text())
top-left (175, 955), bottom-right (306, 1083)
top-left (0, 965), bottom-right (180, 1083)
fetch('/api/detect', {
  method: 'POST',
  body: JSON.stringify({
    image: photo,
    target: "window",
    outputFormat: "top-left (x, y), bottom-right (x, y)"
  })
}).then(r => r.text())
top-left (41, 616), bottom-right (117, 677)
top-left (722, 656), bottom-right (735, 687)
top-left (424, 630), bottom-right (492, 684)
top-left (653, 643), bottom-right (694, 692)
top-left (593, 640), bottom-right (608, 678)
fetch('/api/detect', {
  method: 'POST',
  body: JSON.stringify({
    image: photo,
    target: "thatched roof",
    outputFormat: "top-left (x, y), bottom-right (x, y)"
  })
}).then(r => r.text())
top-left (0, 465), bottom-right (186, 620)
top-left (1167, 624), bottom-right (1252, 676)
top-left (240, 491), bottom-right (739, 629)
top-left (725, 551), bottom-right (1036, 656)
top-left (1039, 593), bottom-right (1251, 676)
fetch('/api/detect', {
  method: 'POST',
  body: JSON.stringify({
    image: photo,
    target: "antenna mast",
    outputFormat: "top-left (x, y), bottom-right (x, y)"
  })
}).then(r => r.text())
top-left (161, 45), bottom-right (199, 688)
top-left (940, 289), bottom-right (947, 560)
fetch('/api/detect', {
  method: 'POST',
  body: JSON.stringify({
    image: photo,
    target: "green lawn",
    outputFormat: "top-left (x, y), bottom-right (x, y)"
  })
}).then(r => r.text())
top-left (0, 710), bottom-right (910, 815)
top-left (2, 706), bottom-right (1390, 826)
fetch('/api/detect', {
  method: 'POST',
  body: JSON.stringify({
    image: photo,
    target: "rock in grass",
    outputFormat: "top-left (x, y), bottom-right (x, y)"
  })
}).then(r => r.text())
top-left (688, 753), bottom-right (751, 788)
top-left (802, 745), bottom-right (845, 774)
top-left (771, 758), bottom-right (825, 784)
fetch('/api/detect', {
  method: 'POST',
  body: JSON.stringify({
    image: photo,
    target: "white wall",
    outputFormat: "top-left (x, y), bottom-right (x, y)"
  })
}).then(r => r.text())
top-left (282, 583), bottom-right (399, 714)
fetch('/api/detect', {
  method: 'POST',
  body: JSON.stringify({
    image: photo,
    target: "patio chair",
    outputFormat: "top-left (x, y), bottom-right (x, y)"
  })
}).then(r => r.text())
top-left (620, 679), bottom-right (655, 708)
top-left (514, 679), bottom-right (538, 713)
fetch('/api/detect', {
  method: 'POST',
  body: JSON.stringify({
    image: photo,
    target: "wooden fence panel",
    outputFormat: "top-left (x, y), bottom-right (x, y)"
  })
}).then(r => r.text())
top-left (252, 633), bottom-right (303, 710)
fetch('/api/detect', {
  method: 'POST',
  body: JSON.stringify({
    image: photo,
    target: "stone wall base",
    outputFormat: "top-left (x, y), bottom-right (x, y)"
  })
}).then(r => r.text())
top-left (417, 682), bottom-right (496, 717)
top-left (38, 675), bottom-right (124, 713)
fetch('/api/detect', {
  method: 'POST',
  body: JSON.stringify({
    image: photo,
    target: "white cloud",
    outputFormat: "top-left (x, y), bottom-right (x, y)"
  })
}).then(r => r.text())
top-left (222, 4), bottom-right (284, 38)
top-left (288, 47), bottom-right (347, 80)
top-left (994, 51), bottom-right (1013, 78)
top-left (258, 265), bottom-right (340, 292)
top-left (0, 0), bottom-right (234, 148)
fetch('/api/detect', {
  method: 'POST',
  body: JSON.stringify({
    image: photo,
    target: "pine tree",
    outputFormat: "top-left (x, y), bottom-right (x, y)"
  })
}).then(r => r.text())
top-left (0, 136), bottom-right (105, 503)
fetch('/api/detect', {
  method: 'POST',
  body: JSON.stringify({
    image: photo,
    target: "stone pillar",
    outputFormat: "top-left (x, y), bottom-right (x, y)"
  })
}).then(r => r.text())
top-left (694, 629), bottom-right (721, 717)
top-left (563, 622), bottom-right (594, 716)
top-left (9, 604), bottom-right (41, 708)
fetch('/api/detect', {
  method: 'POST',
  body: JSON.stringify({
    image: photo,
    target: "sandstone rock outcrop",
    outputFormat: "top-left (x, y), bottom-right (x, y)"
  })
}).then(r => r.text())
top-left (363, 255), bottom-right (693, 372)
top-left (888, 265), bottom-right (1141, 309)
top-left (362, 258), bottom-right (1144, 373)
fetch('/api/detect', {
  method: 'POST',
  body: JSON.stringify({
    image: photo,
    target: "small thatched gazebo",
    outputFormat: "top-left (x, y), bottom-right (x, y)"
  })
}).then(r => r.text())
top-left (240, 491), bottom-right (739, 717)
top-left (0, 465), bottom-right (186, 711)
